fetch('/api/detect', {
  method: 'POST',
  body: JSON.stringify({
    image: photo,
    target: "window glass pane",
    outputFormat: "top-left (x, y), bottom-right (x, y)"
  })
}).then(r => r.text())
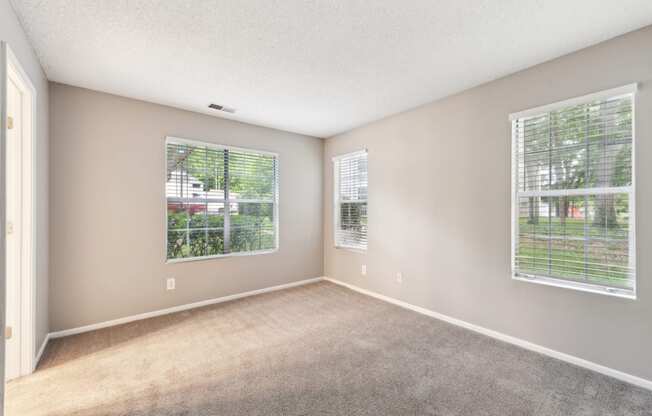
top-left (205, 148), bottom-right (226, 199)
top-left (513, 92), bottom-right (634, 294)
top-left (166, 140), bottom-right (277, 260)
top-left (516, 193), bottom-right (633, 291)
top-left (167, 202), bottom-right (208, 259)
top-left (167, 229), bottom-right (188, 259)
top-left (339, 156), bottom-right (367, 201)
top-left (518, 115), bottom-right (550, 192)
top-left (517, 96), bottom-right (633, 193)
top-left (548, 196), bottom-right (589, 280)
top-left (206, 203), bottom-right (225, 256)
top-left (229, 202), bottom-right (275, 253)
top-left (228, 150), bottom-right (276, 201)
top-left (585, 194), bottom-right (632, 288)
top-left (167, 202), bottom-right (190, 230)
top-left (586, 142), bottom-right (632, 188)
top-left (335, 151), bottom-right (368, 250)
top-left (516, 196), bottom-right (552, 277)
top-left (337, 202), bottom-right (367, 248)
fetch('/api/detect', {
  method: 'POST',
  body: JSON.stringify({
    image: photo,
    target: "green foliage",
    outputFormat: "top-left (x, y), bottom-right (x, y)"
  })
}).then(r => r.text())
top-left (167, 143), bottom-right (277, 260)
top-left (517, 242), bottom-right (630, 286)
top-left (517, 202), bottom-right (631, 287)
top-left (521, 98), bottom-right (632, 229)
top-left (176, 146), bottom-right (275, 199)
top-left (340, 202), bottom-right (367, 232)
top-left (228, 151), bottom-right (276, 199)
top-left (167, 206), bottom-right (274, 259)
top-left (230, 214), bottom-right (275, 253)
top-left (183, 147), bottom-right (226, 193)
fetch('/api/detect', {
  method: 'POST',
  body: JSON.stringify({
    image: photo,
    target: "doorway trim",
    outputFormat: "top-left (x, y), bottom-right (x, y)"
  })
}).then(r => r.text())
top-left (3, 43), bottom-right (37, 378)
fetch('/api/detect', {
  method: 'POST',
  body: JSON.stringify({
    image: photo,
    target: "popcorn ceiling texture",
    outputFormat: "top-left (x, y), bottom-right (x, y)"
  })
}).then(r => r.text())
top-left (9, 0), bottom-right (652, 137)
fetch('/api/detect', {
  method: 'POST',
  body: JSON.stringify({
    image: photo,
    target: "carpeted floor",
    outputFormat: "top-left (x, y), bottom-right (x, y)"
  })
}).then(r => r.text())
top-left (6, 281), bottom-right (652, 416)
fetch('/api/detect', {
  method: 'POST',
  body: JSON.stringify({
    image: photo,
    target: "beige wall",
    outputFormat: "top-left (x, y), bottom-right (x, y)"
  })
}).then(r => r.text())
top-left (324, 26), bottom-right (652, 381)
top-left (49, 83), bottom-right (323, 331)
top-left (1, 0), bottom-right (50, 369)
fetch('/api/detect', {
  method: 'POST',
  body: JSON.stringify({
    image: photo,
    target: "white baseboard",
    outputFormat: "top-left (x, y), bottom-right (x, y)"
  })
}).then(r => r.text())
top-left (49, 277), bottom-right (324, 339)
top-left (323, 277), bottom-right (652, 392)
top-left (34, 333), bottom-right (50, 371)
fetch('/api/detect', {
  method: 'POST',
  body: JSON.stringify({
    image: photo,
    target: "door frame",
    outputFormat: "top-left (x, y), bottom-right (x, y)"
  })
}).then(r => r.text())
top-left (3, 42), bottom-right (37, 378)
top-left (0, 41), bottom-right (7, 399)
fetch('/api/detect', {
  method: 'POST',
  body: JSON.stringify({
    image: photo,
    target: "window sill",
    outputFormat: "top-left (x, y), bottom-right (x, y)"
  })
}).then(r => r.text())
top-left (166, 248), bottom-right (278, 264)
top-left (512, 273), bottom-right (635, 300)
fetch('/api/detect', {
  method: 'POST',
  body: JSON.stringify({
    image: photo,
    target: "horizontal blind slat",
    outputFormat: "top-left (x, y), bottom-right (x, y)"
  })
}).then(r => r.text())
top-left (335, 151), bottom-right (368, 249)
top-left (166, 139), bottom-right (278, 260)
top-left (513, 92), bottom-right (634, 292)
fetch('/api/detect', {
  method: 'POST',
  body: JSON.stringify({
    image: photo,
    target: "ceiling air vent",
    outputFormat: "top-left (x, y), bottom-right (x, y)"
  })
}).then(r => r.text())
top-left (208, 103), bottom-right (236, 113)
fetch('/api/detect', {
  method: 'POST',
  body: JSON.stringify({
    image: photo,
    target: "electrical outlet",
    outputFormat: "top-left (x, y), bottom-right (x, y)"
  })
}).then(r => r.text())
top-left (396, 272), bottom-right (403, 284)
top-left (361, 264), bottom-right (367, 276)
top-left (166, 278), bottom-right (176, 291)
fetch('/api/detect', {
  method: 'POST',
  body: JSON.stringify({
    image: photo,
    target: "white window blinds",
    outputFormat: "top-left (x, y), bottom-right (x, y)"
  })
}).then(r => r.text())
top-left (166, 137), bottom-right (278, 261)
top-left (511, 85), bottom-right (636, 297)
top-left (334, 150), bottom-right (368, 250)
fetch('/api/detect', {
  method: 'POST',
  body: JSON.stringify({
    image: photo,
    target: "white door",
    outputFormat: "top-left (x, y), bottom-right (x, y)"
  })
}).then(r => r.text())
top-left (5, 67), bottom-right (23, 381)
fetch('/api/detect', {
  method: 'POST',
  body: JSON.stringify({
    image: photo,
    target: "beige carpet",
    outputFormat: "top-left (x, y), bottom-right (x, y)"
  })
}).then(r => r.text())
top-left (6, 281), bottom-right (652, 415)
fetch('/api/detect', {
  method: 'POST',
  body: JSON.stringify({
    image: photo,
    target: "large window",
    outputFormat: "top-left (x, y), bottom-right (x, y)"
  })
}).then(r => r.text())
top-left (334, 150), bottom-right (368, 250)
top-left (511, 85), bottom-right (636, 298)
top-left (166, 137), bottom-right (278, 261)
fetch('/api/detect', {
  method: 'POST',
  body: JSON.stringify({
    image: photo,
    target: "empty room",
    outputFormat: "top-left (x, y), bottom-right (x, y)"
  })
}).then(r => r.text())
top-left (1, 1), bottom-right (652, 415)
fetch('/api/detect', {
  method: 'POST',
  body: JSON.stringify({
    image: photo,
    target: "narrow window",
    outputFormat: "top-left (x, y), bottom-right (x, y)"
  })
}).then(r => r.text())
top-left (334, 150), bottom-right (368, 250)
top-left (166, 138), bottom-right (278, 261)
top-left (511, 85), bottom-right (636, 298)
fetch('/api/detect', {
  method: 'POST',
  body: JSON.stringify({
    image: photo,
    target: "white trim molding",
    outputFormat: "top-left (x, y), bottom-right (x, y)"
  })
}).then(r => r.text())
top-left (34, 334), bottom-right (50, 371)
top-left (508, 83), bottom-right (638, 121)
top-left (323, 277), bottom-right (652, 391)
top-left (38, 276), bottom-right (652, 392)
top-left (5, 43), bottom-right (38, 378)
top-left (167, 136), bottom-right (279, 157)
top-left (0, 40), bottom-right (7, 386)
top-left (49, 277), bottom-right (323, 339)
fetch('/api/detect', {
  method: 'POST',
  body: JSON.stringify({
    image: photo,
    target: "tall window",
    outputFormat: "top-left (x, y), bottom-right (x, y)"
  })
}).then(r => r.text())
top-left (511, 85), bottom-right (636, 298)
top-left (334, 150), bottom-right (368, 250)
top-left (166, 137), bottom-right (278, 261)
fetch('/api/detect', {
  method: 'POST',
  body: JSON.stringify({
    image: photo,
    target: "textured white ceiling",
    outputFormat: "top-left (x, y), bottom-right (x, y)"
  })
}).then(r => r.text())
top-left (10, 1), bottom-right (652, 137)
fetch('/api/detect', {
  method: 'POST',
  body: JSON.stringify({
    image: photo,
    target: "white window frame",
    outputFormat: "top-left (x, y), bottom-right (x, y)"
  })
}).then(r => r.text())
top-left (333, 149), bottom-right (368, 251)
top-left (510, 84), bottom-right (637, 299)
top-left (165, 136), bottom-right (279, 263)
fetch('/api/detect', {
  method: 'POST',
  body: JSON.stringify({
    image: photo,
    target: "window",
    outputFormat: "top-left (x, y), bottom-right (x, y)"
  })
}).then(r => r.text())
top-left (334, 150), bottom-right (368, 250)
top-left (166, 137), bottom-right (278, 261)
top-left (511, 85), bottom-right (636, 298)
